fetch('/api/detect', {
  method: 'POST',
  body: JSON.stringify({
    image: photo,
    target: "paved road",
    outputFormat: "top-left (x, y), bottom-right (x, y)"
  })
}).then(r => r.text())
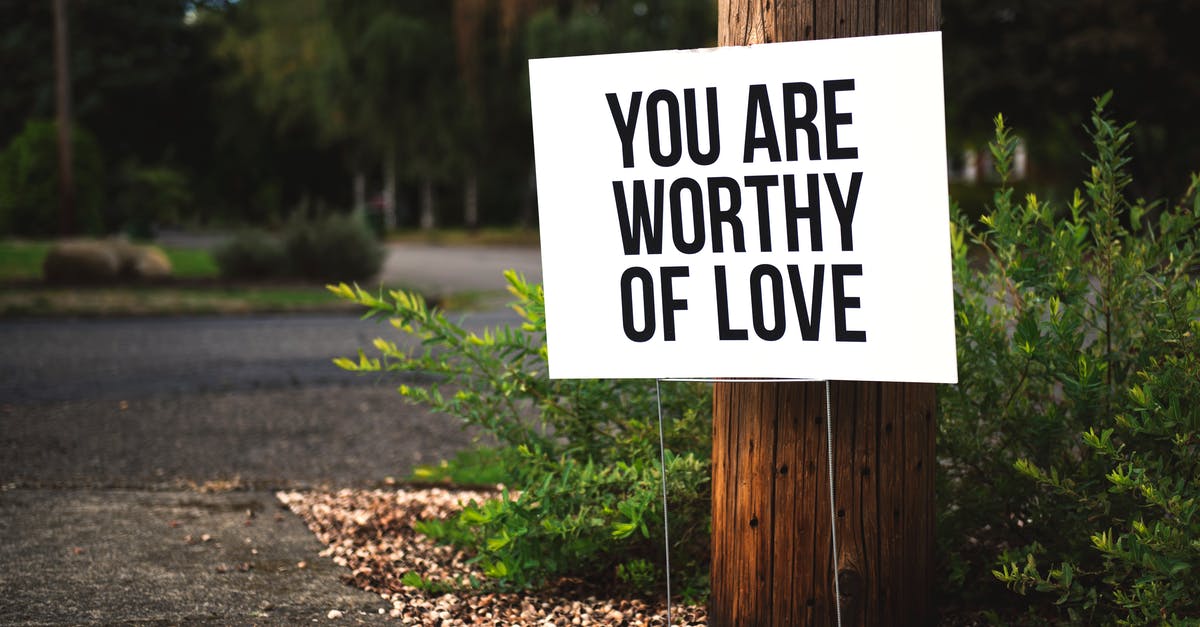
top-left (0, 310), bottom-right (521, 404)
top-left (0, 245), bottom-right (538, 624)
top-left (1, 490), bottom-right (388, 624)
top-left (0, 310), bottom-right (521, 487)
top-left (155, 231), bottom-right (545, 295)
top-left (380, 243), bottom-right (542, 294)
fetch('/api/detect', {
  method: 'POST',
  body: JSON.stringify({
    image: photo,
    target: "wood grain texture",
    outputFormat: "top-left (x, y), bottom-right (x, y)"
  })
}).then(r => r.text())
top-left (711, 382), bottom-right (936, 626)
top-left (712, 3), bottom-right (939, 624)
top-left (719, 0), bottom-right (938, 43)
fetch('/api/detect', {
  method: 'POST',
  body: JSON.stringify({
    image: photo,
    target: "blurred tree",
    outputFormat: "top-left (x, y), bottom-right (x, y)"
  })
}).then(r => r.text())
top-left (943, 0), bottom-right (1200, 198)
top-left (453, 0), bottom-right (489, 231)
top-left (445, 0), bottom-right (717, 228)
top-left (4, 1), bottom-right (201, 160)
top-left (213, 0), bottom-right (358, 222)
top-left (0, 0), bottom-right (248, 227)
top-left (447, 0), bottom-right (549, 228)
top-left (511, 0), bottom-right (716, 224)
top-left (326, 1), bottom-right (458, 232)
top-left (52, 0), bottom-right (74, 234)
top-left (451, 0), bottom-right (554, 230)
top-left (2, 0), bottom-right (719, 231)
top-left (6, 0), bottom-right (1194, 230)
top-left (0, 120), bottom-right (105, 236)
top-left (215, 0), bottom-right (345, 142)
top-left (219, 0), bottom-right (458, 231)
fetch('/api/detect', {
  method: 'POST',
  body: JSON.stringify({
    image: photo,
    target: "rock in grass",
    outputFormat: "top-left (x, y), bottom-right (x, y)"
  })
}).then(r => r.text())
top-left (112, 240), bottom-right (172, 280)
top-left (42, 239), bottom-right (173, 283)
top-left (42, 240), bottom-right (121, 283)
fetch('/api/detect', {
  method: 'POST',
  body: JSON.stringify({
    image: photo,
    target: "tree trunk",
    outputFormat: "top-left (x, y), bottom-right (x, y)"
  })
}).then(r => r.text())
top-left (419, 176), bottom-right (436, 231)
top-left (518, 168), bottom-right (536, 228)
top-left (383, 145), bottom-right (398, 232)
top-left (711, 2), bottom-right (940, 626)
top-left (53, 0), bottom-right (74, 235)
top-left (353, 169), bottom-right (366, 214)
top-left (463, 170), bottom-right (479, 231)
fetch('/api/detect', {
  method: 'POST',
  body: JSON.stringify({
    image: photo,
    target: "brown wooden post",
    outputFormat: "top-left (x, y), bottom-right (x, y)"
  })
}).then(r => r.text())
top-left (53, 0), bottom-right (75, 235)
top-left (711, 2), bottom-right (940, 625)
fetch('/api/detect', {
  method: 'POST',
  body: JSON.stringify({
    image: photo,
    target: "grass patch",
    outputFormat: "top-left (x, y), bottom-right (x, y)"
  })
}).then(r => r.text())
top-left (0, 237), bottom-right (495, 317)
top-left (0, 241), bottom-right (50, 281)
top-left (165, 247), bottom-right (220, 279)
top-left (0, 285), bottom-right (357, 317)
top-left (408, 446), bottom-right (516, 487)
top-left (0, 239), bottom-right (220, 281)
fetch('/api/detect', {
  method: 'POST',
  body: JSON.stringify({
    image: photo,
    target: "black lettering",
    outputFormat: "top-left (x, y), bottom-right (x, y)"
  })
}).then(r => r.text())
top-left (825, 172), bottom-right (862, 251)
top-left (613, 180), bottom-right (664, 255)
top-left (620, 266), bottom-right (656, 342)
top-left (707, 177), bottom-right (745, 253)
top-left (660, 266), bottom-right (689, 341)
top-left (744, 175), bottom-right (778, 252)
top-left (647, 89), bottom-right (683, 167)
top-left (669, 178), bottom-right (705, 254)
top-left (685, 87), bottom-right (721, 165)
top-left (787, 264), bottom-right (824, 340)
top-left (783, 82), bottom-right (820, 161)
top-left (743, 84), bottom-right (781, 163)
top-left (750, 264), bottom-right (786, 341)
top-left (606, 92), bottom-right (642, 168)
top-left (832, 264), bottom-right (866, 342)
top-left (823, 79), bottom-right (858, 160)
top-left (714, 266), bottom-right (748, 340)
top-left (784, 173), bottom-right (822, 252)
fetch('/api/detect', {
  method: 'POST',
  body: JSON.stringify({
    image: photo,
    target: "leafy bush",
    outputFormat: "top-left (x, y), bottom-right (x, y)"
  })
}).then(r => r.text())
top-left (0, 119), bottom-right (105, 236)
top-left (409, 446), bottom-right (516, 487)
top-left (112, 164), bottom-right (192, 239)
top-left (330, 273), bottom-right (713, 597)
top-left (940, 94), bottom-right (1200, 624)
top-left (285, 211), bottom-right (382, 282)
top-left (214, 212), bottom-right (382, 282)
top-left (213, 229), bottom-right (289, 279)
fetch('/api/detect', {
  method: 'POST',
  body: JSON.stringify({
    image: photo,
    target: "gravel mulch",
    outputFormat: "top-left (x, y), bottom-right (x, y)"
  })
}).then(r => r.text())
top-left (277, 488), bottom-right (708, 625)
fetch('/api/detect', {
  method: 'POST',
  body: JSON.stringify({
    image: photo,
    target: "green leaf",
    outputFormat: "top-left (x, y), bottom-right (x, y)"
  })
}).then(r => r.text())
top-left (401, 571), bottom-right (426, 589)
top-left (486, 529), bottom-right (512, 551)
top-left (484, 560), bottom-right (509, 579)
top-left (611, 521), bottom-right (636, 539)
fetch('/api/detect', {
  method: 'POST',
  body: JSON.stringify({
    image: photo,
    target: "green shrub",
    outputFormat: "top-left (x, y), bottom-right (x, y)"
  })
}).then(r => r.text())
top-left (940, 94), bottom-right (1200, 624)
top-left (285, 211), bottom-right (382, 282)
top-left (213, 229), bottom-right (289, 279)
top-left (0, 119), bottom-right (105, 236)
top-left (330, 273), bottom-right (713, 597)
top-left (112, 163), bottom-right (192, 239)
top-left (408, 446), bottom-right (516, 487)
top-left (215, 212), bottom-right (382, 282)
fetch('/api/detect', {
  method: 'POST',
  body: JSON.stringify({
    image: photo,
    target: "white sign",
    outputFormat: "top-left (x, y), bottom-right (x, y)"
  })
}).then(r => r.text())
top-left (529, 32), bottom-right (957, 383)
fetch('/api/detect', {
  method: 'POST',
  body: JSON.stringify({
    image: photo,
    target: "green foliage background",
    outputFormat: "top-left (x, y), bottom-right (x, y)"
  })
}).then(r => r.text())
top-left (215, 212), bottom-right (382, 282)
top-left (4, 1), bottom-right (1200, 231)
top-left (0, 120), bottom-right (105, 236)
top-left (940, 96), bottom-right (1200, 624)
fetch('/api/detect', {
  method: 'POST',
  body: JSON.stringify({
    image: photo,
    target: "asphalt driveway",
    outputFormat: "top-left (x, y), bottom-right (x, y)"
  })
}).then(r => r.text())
top-left (0, 244), bottom-right (539, 624)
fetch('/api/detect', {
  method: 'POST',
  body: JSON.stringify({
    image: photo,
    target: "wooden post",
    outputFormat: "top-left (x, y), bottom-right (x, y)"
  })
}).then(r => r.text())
top-left (711, 2), bottom-right (940, 625)
top-left (53, 0), bottom-right (75, 235)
